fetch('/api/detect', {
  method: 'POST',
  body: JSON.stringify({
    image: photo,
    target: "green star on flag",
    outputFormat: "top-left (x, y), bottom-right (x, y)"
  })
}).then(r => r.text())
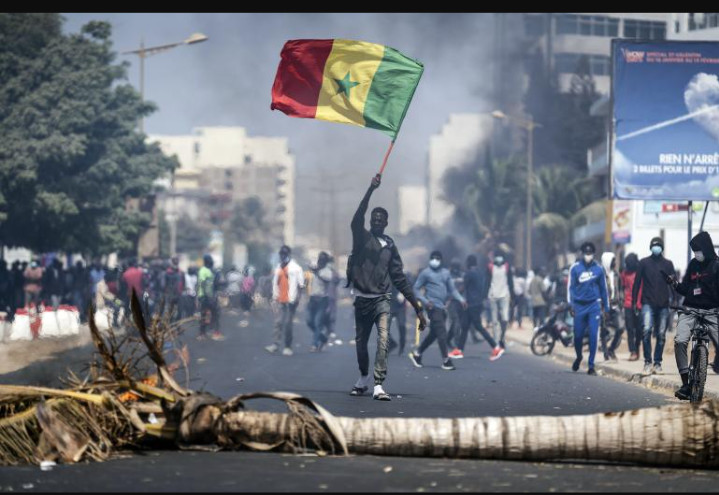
top-left (334, 72), bottom-right (360, 98)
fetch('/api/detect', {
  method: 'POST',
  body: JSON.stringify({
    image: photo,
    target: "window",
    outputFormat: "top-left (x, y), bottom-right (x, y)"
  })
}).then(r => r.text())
top-left (193, 142), bottom-right (200, 155)
top-left (224, 169), bottom-right (232, 178)
top-left (555, 53), bottom-right (610, 76)
top-left (623, 19), bottom-right (666, 40)
top-left (555, 14), bottom-right (618, 37)
top-left (244, 154), bottom-right (251, 164)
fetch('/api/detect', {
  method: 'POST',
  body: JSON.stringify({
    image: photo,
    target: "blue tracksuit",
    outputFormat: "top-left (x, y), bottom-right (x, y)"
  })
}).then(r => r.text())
top-left (568, 260), bottom-right (610, 369)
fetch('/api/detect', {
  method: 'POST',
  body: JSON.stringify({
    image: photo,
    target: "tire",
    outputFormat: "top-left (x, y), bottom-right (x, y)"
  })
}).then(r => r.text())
top-left (691, 344), bottom-right (709, 404)
top-left (530, 329), bottom-right (556, 356)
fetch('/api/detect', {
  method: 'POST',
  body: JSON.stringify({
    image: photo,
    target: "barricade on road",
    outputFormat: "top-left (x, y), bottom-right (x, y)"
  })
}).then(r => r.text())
top-left (5, 305), bottom-right (83, 342)
top-left (8, 308), bottom-right (33, 341)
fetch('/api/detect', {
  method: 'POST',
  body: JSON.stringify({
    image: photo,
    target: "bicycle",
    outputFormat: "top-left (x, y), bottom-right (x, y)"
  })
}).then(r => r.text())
top-left (671, 305), bottom-right (717, 403)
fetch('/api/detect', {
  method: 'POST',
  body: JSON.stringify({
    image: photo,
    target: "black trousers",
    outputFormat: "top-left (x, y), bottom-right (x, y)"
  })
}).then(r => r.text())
top-left (417, 307), bottom-right (449, 360)
top-left (458, 305), bottom-right (497, 350)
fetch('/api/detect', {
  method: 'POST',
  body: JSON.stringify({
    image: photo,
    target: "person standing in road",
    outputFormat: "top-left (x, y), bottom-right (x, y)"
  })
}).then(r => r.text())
top-left (408, 251), bottom-right (466, 371)
top-left (528, 267), bottom-right (548, 328)
top-left (568, 242), bottom-right (610, 376)
top-left (347, 174), bottom-right (426, 401)
top-left (23, 260), bottom-right (43, 309)
top-left (632, 237), bottom-right (676, 375)
top-left (265, 245), bottom-right (304, 356)
top-left (448, 254), bottom-right (504, 361)
top-left (198, 254), bottom-right (224, 341)
top-left (486, 249), bottom-right (515, 349)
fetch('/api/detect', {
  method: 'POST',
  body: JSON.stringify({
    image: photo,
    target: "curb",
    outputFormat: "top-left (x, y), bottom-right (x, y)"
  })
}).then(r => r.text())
top-left (507, 334), bottom-right (719, 401)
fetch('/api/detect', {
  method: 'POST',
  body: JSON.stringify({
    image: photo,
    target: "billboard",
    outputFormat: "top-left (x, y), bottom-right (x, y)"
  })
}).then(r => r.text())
top-left (612, 40), bottom-right (719, 200)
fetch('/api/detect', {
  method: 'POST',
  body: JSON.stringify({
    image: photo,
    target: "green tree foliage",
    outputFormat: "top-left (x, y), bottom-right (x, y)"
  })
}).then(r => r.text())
top-left (0, 14), bottom-right (177, 255)
top-left (229, 196), bottom-right (272, 269)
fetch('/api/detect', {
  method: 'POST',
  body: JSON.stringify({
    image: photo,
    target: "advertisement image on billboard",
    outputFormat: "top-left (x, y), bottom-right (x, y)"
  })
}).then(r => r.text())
top-left (612, 40), bottom-right (719, 200)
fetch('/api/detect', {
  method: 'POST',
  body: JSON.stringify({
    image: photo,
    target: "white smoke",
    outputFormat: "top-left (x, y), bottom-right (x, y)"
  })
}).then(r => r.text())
top-left (684, 72), bottom-right (719, 141)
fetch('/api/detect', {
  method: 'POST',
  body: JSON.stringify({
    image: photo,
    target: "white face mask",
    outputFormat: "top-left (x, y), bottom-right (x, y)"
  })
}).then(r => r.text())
top-left (583, 254), bottom-right (594, 264)
top-left (429, 259), bottom-right (441, 269)
top-left (494, 257), bottom-right (504, 265)
top-left (694, 251), bottom-right (705, 262)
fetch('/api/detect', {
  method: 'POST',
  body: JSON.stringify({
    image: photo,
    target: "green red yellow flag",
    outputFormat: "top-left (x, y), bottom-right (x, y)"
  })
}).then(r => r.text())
top-left (271, 39), bottom-right (424, 139)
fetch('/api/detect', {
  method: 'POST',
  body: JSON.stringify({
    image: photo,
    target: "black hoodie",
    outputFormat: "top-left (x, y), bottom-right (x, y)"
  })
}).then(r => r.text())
top-left (676, 231), bottom-right (719, 309)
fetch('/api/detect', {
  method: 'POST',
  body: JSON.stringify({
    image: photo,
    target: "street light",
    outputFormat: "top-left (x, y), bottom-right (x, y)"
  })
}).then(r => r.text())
top-left (492, 110), bottom-right (542, 271)
top-left (122, 33), bottom-right (208, 257)
top-left (122, 32), bottom-right (208, 133)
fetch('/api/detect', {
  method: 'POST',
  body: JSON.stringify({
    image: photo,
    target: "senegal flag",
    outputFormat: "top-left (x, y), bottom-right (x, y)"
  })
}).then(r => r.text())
top-left (271, 39), bottom-right (424, 139)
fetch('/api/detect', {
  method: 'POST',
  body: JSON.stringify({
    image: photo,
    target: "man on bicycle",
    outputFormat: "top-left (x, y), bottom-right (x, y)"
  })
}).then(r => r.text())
top-left (666, 231), bottom-right (719, 400)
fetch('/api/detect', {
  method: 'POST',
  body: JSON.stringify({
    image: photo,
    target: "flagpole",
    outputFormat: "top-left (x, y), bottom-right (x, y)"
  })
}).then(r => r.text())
top-left (377, 140), bottom-right (396, 176)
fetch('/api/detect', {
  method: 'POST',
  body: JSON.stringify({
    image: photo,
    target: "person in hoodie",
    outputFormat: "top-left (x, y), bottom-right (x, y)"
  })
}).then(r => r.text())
top-left (620, 253), bottom-right (643, 361)
top-left (568, 242), bottom-right (610, 376)
top-left (632, 237), bottom-right (676, 374)
top-left (665, 231), bottom-right (719, 400)
top-left (600, 252), bottom-right (623, 361)
top-left (408, 251), bottom-right (466, 371)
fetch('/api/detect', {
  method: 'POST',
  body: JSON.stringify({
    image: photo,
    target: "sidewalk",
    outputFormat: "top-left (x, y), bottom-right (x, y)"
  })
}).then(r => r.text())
top-left (504, 317), bottom-right (719, 400)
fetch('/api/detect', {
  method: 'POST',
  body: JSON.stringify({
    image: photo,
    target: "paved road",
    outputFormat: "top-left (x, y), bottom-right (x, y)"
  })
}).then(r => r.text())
top-left (2, 304), bottom-right (719, 492)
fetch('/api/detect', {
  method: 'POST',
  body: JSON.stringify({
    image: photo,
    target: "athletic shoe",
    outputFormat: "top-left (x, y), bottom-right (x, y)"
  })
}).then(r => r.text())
top-left (441, 359), bottom-right (456, 371)
top-left (675, 384), bottom-right (691, 401)
top-left (652, 363), bottom-right (662, 374)
top-left (350, 386), bottom-right (368, 396)
top-left (489, 346), bottom-right (505, 361)
top-left (643, 363), bottom-right (652, 374)
top-left (408, 351), bottom-right (423, 368)
top-left (373, 384), bottom-right (391, 401)
top-left (587, 368), bottom-right (597, 376)
top-left (572, 356), bottom-right (582, 372)
top-left (264, 344), bottom-right (278, 353)
top-left (211, 332), bottom-right (225, 341)
top-left (448, 348), bottom-right (464, 359)
top-left (309, 346), bottom-right (319, 353)
top-left (609, 351), bottom-right (618, 362)
top-left (282, 347), bottom-right (293, 356)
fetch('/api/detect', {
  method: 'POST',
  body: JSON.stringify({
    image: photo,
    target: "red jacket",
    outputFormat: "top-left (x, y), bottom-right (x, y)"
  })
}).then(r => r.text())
top-left (620, 270), bottom-right (642, 309)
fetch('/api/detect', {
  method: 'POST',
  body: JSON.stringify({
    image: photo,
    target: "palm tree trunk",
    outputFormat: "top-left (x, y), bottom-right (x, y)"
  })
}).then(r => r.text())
top-left (219, 401), bottom-right (719, 467)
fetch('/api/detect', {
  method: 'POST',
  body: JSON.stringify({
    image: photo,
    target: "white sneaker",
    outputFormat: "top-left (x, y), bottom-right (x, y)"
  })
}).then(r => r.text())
top-left (652, 363), bottom-right (662, 374)
top-left (373, 384), bottom-right (391, 401)
top-left (643, 363), bottom-right (652, 374)
top-left (265, 344), bottom-right (278, 353)
top-left (282, 347), bottom-right (294, 356)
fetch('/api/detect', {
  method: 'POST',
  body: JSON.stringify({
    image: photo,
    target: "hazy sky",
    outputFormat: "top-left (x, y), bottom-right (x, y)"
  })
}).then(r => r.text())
top-left (62, 13), bottom-right (498, 245)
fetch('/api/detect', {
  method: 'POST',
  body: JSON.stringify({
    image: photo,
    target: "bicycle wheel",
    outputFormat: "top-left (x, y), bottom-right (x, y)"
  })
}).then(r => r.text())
top-left (690, 344), bottom-right (709, 404)
top-left (530, 329), bottom-right (556, 356)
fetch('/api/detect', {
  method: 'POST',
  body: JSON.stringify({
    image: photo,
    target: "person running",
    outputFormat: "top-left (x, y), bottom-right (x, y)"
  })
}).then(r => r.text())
top-left (486, 249), bottom-right (515, 349)
top-left (197, 254), bottom-right (224, 341)
top-left (408, 250), bottom-right (466, 371)
top-left (620, 253), bottom-right (643, 361)
top-left (347, 174), bottom-right (426, 401)
top-left (265, 245), bottom-right (304, 356)
top-left (632, 237), bottom-right (676, 374)
top-left (306, 251), bottom-right (332, 352)
top-left (568, 242), bottom-right (610, 376)
top-left (665, 231), bottom-right (719, 400)
top-left (448, 254), bottom-right (504, 361)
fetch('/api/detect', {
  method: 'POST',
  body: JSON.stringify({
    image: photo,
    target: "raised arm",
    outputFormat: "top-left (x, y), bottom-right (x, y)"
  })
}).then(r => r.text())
top-left (351, 174), bottom-right (381, 234)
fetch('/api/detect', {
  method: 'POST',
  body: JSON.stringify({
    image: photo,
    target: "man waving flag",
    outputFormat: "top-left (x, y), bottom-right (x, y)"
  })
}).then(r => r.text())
top-left (271, 39), bottom-right (423, 170)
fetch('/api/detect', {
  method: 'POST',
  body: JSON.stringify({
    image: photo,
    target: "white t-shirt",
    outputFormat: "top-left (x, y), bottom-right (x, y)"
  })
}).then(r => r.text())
top-left (489, 264), bottom-right (510, 299)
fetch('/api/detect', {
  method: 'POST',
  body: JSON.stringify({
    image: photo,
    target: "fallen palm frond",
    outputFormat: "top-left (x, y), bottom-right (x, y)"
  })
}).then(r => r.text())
top-left (3, 291), bottom-right (719, 469)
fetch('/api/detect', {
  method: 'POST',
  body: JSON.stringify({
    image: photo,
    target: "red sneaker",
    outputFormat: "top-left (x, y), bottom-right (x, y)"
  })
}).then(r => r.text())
top-left (489, 346), bottom-right (505, 361)
top-left (448, 348), bottom-right (464, 359)
top-left (211, 331), bottom-right (226, 341)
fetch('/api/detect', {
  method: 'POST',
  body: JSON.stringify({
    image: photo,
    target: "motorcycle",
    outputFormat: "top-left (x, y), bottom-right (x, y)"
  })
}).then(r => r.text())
top-left (530, 301), bottom-right (623, 357)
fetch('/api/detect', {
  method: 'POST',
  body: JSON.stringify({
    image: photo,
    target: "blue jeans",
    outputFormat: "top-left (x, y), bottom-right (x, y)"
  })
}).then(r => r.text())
top-left (642, 304), bottom-right (669, 365)
top-left (573, 301), bottom-right (601, 369)
top-left (306, 296), bottom-right (329, 348)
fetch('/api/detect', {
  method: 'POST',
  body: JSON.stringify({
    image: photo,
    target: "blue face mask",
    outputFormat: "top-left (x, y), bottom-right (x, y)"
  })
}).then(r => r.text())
top-left (651, 246), bottom-right (663, 256)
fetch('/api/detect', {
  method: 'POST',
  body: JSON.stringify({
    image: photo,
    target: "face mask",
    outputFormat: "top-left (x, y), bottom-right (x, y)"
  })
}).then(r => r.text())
top-left (583, 254), bottom-right (594, 264)
top-left (651, 246), bottom-right (663, 256)
top-left (429, 259), bottom-right (441, 269)
top-left (494, 257), bottom-right (504, 265)
top-left (695, 250), bottom-right (705, 262)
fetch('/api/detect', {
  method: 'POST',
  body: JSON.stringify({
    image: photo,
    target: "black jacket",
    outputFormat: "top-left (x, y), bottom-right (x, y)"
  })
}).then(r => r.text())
top-left (676, 231), bottom-right (719, 309)
top-left (632, 252), bottom-right (675, 309)
top-left (464, 266), bottom-right (488, 307)
top-left (349, 187), bottom-right (418, 308)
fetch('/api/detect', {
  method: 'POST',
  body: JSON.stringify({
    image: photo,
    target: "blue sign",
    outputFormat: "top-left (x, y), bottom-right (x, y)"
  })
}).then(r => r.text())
top-left (612, 40), bottom-right (719, 200)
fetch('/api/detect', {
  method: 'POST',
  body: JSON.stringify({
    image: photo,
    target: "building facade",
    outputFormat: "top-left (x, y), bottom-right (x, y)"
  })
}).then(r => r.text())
top-left (149, 126), bottom-right (295, 248)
